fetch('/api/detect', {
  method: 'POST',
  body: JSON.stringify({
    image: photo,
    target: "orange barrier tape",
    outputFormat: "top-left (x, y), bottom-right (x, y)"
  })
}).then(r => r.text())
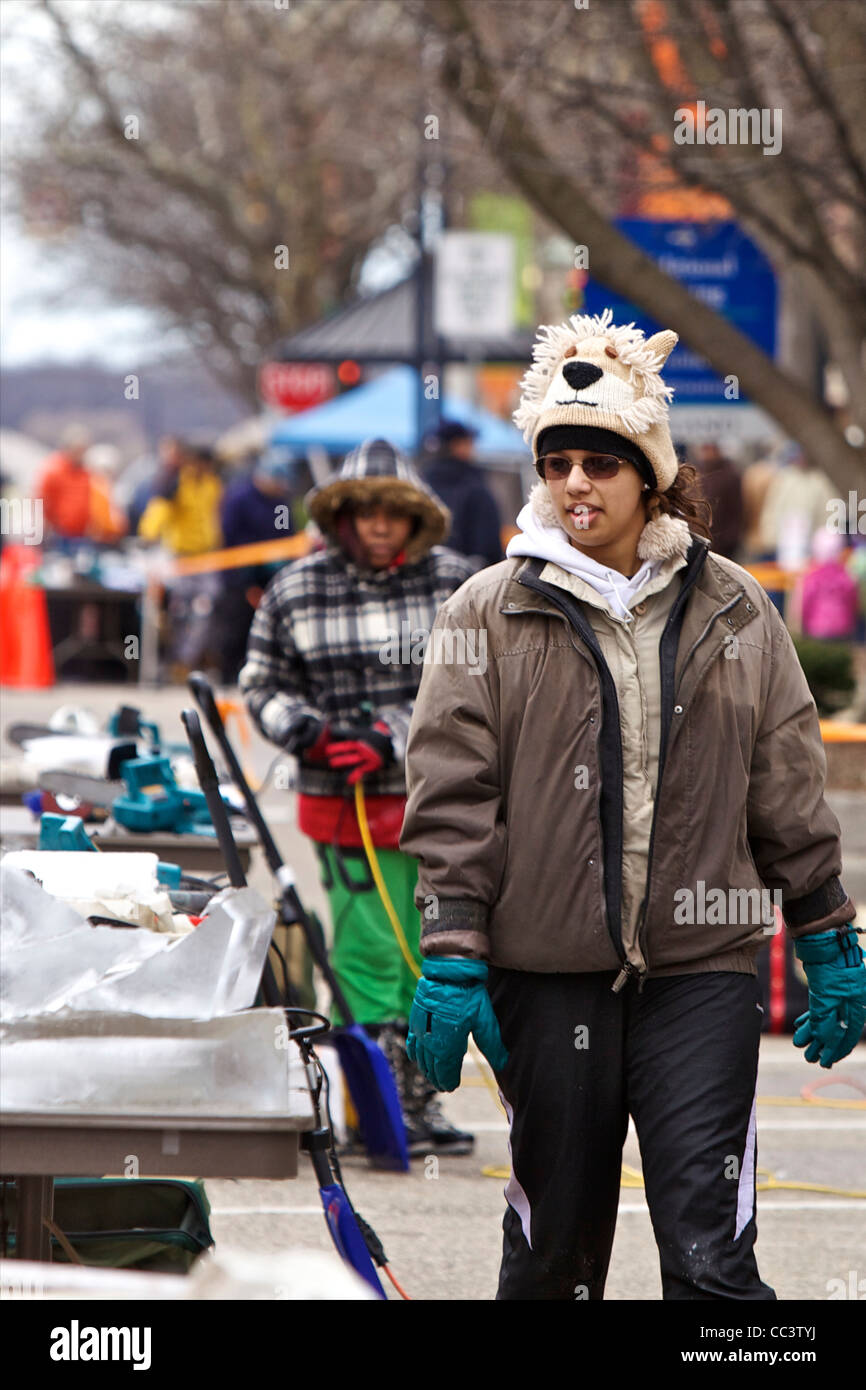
top-left (173, 534), bottom-right (311, 576)
top-left (819, 721), bottom-right (866, 744)
top-left (170, 536), bottom-right (850, 608)
top-left (743, 564), bottom-right (799, 591)
top-left (216, 698), bottom-right (261, 790)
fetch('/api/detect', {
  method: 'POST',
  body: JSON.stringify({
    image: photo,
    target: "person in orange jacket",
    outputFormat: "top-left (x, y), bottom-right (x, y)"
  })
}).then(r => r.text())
top-left (35, 426), bottom-right (94, 541)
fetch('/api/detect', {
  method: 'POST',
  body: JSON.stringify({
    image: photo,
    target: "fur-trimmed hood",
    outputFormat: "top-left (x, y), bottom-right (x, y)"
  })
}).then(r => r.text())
top-left (305, 437), bottom-right (450, 564)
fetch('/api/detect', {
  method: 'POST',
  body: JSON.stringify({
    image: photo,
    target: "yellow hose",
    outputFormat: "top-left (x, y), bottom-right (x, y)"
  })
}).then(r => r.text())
top-left (480, 1163), bottom-right (866, 1199)
top-left (354, 780), bottom-right (505, 1114)
top-left (354, 781), bottom-right (420, 980)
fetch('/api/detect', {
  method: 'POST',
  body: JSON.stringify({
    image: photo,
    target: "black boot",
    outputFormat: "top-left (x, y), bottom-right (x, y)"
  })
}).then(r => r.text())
top-left (387, 1024), bottom-right (475, 1158)
top-left (367, 1022), bottom-right (434, 1157)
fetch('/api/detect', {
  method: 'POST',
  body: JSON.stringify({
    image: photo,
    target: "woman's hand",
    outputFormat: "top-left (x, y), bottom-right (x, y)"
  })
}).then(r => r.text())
top-left (793, 925), bottom-right (866, 1068)
top-left (406, 957), bottom-right (508, 1091)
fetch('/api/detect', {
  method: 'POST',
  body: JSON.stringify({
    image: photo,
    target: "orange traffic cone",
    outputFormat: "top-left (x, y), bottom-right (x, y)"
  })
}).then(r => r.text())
top-left (0, 544), bottom-right (55, 687)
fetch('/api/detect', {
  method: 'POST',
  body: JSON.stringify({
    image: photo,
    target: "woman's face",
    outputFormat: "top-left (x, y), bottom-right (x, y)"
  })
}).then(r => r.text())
top-left (353, 502), bottom-right (413, 568)
top-left (541, 448), bottom-right (647, 557)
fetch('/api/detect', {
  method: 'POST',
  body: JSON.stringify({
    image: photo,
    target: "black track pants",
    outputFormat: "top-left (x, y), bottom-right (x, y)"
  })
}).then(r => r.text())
top-left (487, 967), bottom-right (776, 1301)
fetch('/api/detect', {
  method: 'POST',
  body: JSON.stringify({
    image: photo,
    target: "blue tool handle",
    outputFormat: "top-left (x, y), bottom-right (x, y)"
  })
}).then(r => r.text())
top-left (37, 813), bottom-right (96, 852)
top-left (156, 861), bottom-right (182, 888)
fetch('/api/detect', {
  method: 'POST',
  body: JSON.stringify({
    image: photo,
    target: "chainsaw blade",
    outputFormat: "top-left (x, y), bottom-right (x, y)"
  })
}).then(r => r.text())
top-left (6, 723), bottom-right (59, 748)
top-left (37, 770), bottom-right (126, 808)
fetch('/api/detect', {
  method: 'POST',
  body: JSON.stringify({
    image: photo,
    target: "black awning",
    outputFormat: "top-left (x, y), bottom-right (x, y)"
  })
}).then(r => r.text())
top-left (272, 269), bottom-right (535, 366)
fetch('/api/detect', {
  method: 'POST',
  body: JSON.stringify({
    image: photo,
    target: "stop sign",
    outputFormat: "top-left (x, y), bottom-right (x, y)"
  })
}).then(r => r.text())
top-left (258, 362), bottom-right (336, 411)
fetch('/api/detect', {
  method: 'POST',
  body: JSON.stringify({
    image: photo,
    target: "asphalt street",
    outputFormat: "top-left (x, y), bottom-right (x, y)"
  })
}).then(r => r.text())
top-left (2, 683), bottom-right (864, 1301)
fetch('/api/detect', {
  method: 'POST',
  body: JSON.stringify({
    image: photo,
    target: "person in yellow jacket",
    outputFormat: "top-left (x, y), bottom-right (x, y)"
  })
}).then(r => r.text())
top-left (138, 443), bottom-right (224, 677)
top-left (138, 443), bottom-right (223, 555)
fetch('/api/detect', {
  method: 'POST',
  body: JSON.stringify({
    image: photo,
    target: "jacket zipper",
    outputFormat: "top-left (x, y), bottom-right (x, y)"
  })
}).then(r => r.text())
top-left (675, 592), bottom-right (745, 691)
top-left (510, 549), bottom-right (749, 993)
top-left (633, 588), bottom-right (747, 992)
top-left (515, 548), bottom-right (713, 993)
top-left (511, 575), bottom-right (628, 971)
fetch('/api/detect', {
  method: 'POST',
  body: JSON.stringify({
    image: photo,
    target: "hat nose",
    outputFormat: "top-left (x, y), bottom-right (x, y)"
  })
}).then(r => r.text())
top-left (562, 361), bottom-right (604, 392)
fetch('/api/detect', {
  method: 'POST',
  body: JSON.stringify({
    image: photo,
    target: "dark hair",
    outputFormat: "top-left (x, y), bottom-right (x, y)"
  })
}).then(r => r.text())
top-left (646, 463), bottom-right (712, 540)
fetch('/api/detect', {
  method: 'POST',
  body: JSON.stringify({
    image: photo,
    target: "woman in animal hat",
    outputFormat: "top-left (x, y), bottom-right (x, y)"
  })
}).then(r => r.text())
top-left (240, 437), bottom-right (477, 1155)
top-left (399, 309), bottom-right (865, 1298)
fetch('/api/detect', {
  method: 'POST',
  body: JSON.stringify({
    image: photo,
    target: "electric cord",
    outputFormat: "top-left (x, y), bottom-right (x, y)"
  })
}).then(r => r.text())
top-left (314, 1034), bottom-right (412, 1299)
top-left (479, 1084), bottom-right (866, 1196)
top-left (268, 936), bottom-right (292, 1007)
top-left (354, 779), bottom-right (506, 1115)
top-left (353, 782), bottom-right (866, 1195)
top-left (278, 999), bottom-right (411, 1299)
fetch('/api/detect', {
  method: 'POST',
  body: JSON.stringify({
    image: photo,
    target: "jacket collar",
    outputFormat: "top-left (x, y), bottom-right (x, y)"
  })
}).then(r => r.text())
top-left (507, 534), bottom-right (762, 669)
top-left (507, 518), bottom-right (765, 658)
top-left (509, 539), bottom-right (760, 703)
top-left (507, 532), bottom-right (755, 621)
top-left (537, 548), bottom-right (689, 623)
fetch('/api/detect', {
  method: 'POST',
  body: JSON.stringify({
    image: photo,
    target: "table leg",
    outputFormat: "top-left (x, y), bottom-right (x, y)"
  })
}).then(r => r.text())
top-left (139, 579), bottom-right (162, 685)
top-left (17, 1176), bottom-right (54, 1262)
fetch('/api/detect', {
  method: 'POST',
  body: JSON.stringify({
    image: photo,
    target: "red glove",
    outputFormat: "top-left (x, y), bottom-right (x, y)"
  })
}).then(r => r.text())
top-left (293, 719), bottom-right (332, 764)
top-left (302, 723), bottom-right (333, 764)
top-left (324, 720), bottom-right (395, 785)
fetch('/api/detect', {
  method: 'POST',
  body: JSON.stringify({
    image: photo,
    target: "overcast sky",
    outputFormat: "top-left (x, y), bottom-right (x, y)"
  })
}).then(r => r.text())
top-left (0, 0), bottom-right (413, 372)
top-left (0, 0), bottom-right (166, 368)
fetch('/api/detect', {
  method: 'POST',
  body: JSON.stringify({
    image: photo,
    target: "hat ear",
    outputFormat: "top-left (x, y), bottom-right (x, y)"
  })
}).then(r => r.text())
top-left (644, 330), bottom-right (678, 366)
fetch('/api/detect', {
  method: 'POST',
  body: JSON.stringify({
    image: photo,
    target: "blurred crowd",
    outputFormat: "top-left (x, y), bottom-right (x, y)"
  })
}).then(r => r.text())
top-left (3, 419), bottom-right (864, 686)
top-left (685, 438), bottom-right (865, 643)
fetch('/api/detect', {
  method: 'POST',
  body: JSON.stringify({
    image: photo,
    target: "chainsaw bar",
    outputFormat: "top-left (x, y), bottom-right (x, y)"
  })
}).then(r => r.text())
top-left (37, 771), bottom-right (126, 808)
top-left (6, 723), bottom-right (59, 748)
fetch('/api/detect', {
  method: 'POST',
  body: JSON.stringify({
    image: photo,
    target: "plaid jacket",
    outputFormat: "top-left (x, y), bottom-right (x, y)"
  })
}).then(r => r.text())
top-left (239, 540), bottom-right (476, 795)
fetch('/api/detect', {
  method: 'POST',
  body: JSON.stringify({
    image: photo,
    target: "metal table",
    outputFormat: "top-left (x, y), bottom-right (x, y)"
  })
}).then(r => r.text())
top-left (0, 805), bottom-right (256, 876)
top-left (44, 583), bottom-right (141, 683)
top-left (1, 1109), bottom-right (312, 1263)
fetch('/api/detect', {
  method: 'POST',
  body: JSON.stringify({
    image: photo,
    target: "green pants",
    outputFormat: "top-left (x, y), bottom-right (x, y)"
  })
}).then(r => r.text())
top-left (313, 842), bottom-right (422, 1027)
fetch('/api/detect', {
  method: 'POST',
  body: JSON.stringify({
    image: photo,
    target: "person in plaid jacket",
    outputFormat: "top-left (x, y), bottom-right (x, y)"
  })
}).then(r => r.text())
top-left (240, 438), bottom-right (477, 1155)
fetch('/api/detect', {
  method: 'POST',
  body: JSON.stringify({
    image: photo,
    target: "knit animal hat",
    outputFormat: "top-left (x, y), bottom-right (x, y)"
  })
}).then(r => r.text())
top-left (514, 308), bottom-right (680, 492)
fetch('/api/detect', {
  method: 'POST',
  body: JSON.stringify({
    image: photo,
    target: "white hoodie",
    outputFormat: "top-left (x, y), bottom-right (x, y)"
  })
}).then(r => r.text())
top-left (506, 491), bottom-right (662, 622)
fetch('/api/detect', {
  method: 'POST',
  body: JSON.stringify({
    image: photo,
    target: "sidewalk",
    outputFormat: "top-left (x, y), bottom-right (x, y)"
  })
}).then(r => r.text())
top-left (2, 684), bottom-right (864, 1299)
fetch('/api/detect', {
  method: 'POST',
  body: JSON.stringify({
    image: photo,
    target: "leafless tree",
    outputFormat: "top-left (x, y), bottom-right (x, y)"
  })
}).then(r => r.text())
top-left (6, 0), bottom-right (436, 402)
top-left (417, 0), bottom-right (865, 493)
top-left (6, 0), bottom-right (865, 494)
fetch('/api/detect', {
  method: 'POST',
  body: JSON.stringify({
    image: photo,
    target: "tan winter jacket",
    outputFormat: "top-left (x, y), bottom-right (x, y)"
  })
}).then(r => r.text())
top-left (540, 547), bottom-right (686, 978)
top-left (399, 520), bottom-right (855, 985)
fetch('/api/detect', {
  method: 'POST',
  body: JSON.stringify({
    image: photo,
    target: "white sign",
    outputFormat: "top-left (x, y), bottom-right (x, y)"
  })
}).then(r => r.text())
top-left (434, 232), bottom-right (515, 341)
top-left (669, 404), bottom-right (785, 448)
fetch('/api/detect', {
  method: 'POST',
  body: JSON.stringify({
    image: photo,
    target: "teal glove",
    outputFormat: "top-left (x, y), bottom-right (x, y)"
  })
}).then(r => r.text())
top-left (406, 957), bottom-right (509, 1092)
top-left (793, 925), bottom-right (866, 1069)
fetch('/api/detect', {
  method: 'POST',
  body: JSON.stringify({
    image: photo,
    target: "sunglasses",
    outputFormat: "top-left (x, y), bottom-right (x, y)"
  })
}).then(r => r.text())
top-left (535, 453), bottom-right (629, 482)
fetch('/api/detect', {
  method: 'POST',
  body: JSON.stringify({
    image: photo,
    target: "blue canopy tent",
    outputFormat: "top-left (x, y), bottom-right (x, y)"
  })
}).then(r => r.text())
top-left (270, 366), bottom-right (528, 464)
